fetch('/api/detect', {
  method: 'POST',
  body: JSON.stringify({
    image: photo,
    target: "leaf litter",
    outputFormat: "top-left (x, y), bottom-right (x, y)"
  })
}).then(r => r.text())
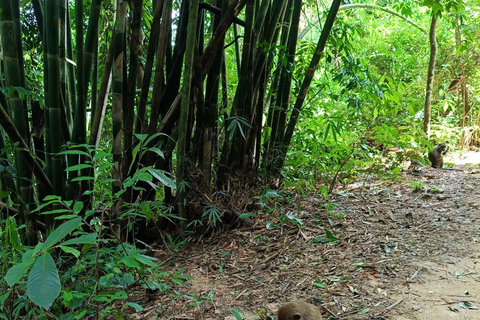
top-left (126, 153), bottom-right (480, 320)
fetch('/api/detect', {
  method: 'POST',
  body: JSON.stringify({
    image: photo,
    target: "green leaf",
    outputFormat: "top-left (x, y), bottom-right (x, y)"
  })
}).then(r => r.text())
top-left (135, 171), bottom-right (152, 182)
top-left (125, 302), bottom-right (144, 311)
top-left (57, 150), bottom-right (91, 157)
top-left (357, 308), bottom-right (370, 315)
top-left (59, 245), bottom-right (81, 257)
top-left (147, 168), bottom-right (176, 189)
top-left (27, 252), bottom-right (61, 309)
top-left (146, 147), bottom-right (164, 159)
top-left (0, 290), bottom-right (11, 309)
top-left (73, 201), bottom-right (84, 214)
top-left (71, 176), bottom-right (94, 182)
top-left (230, 310), bottom-right (244, 320)
top-left (6, 217), bottom-right (23, 250)
top-left (54, 214), bottom-right (79, 220)
top-left (65, 164), bottom-right (92, 171)
top-left (40, 208), bottom-right (71, 215)
top-left (43, 218), bottom-right (82, 251)
top-left (121, 256), bottom-right (140, 268)
top-left (62, 234), bottom-right (97, 246)
top-left (134, 133), bottom-right (148, 143)
top-left (144, 132), bottom-right (168, 146)
top-left (93, 151), bottom-right (112, 161)
top-left (133, 254), bottom-right (158, 267)
top-left (4, 256), bottom-right (36, 286)
top-left (314, 280), bottom-right (327, 288)
top-left (31, 198), bottom-right (62, 213)
top-left (239, 212), bottom-right (254, 218)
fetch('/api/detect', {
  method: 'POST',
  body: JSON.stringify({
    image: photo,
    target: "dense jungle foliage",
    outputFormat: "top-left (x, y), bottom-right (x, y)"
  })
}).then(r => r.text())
top-left (0, 0), bottom-right (479, 317)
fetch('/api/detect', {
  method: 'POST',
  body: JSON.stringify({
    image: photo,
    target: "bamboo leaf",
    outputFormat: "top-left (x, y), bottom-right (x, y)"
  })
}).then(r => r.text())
top-left (65, 164), bottom-right (92, 171)
top-left (147, 168), bottom-right (176, 189)
top-left (57, 150), bottom-right (91, 157)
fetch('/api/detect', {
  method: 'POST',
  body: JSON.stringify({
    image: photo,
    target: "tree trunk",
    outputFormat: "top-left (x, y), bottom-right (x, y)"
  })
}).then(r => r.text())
top-left (177, 0), bottom-right (199, 224)
top-left (423, 12), bottom-right (437, 137)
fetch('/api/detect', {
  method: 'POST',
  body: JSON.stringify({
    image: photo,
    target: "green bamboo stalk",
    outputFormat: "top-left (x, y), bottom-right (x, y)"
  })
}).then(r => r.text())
top-left (112, 0), bottom-right (127, 198)
top-left (1, 0), bottom-right (37, 243)
top-left (225, 0), bottom-right (254, 172)
top-left (59, 0), bottom-right (72, 143)
top-left (177, 0), bottom-right (199, 223)
top-left (201, 0), bottom-right (226, 182)
top-left (0, 103), bottom-right (53, 193)
top-left (66, 7), bottom-right (76, 128)
top-left (79, 0), bottom-right (101, 141)
top-left (135, 0), bottom-right (164, 135)
top-left (147, 0), bottom-right (173, 136)
top-left (268, 0), bottom-right (301, 172)
top-left (45, 0), bottom-right (65, 197)
top-left (123, 0), bottom-right (144, 199)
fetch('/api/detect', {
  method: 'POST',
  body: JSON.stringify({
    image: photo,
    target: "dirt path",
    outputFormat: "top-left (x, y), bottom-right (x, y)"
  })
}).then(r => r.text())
top-left (134, 153), bottom-right (480, 320)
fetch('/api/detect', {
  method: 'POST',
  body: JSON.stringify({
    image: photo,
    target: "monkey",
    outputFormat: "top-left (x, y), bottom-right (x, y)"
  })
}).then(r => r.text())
top-left (428, 143), bottom-right (447, 168)
top-left (278, 301), bottom-right (323, 320)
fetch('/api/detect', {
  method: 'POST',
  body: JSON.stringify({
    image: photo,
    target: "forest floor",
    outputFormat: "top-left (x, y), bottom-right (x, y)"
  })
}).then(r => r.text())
top-left (128, 152), bottom-right (480, 320)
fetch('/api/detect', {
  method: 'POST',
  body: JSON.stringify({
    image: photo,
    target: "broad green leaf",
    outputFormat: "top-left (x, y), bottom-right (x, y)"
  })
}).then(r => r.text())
top-left (73, 201), bottom-right (84, 214)
top-left (59, 245), bottom-right (81, 257)
top-left (121, 256), bottom-right (140, 268)
top-left (133, 254), bottom-right (158, 267)
top-left (135, 171), bottom-right (152, 182)
top-left (62, 234), bottom-right (97, 246)
top-left (4, 256), bottom-right (36, 286)
top-left (43, 218), bottom-right (82, 251)
top-left (314, 280), bottom-right (327, 288)
top-left (125, 302), bottom-right (144, 311)
top-left (239, 212), bottom-right (254, 218)
top-left (230, 310), bottom-right (244, 320)
top-left (93, 151), bottom-right (112, 161)
top-left (32, 242), bottom-right (44, 256)
top-left (146, 147), bottom-right (164, 159)
top-left (27, 252), bottom-right (61, 309)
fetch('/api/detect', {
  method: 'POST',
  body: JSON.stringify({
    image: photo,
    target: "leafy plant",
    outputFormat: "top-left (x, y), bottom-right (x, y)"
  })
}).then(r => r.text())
top-left (407, 180), bottom-right (424, 191)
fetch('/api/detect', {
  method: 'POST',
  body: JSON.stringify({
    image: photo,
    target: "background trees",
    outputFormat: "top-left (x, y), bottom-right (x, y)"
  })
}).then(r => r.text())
top-left (1, 0), bottom-right (479, 238)
top-left (0, 0), bottom-right (479, 237)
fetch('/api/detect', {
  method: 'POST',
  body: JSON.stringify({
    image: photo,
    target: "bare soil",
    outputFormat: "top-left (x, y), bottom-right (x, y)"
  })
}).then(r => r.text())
top-left (130, 152), bottom-right (480, 320)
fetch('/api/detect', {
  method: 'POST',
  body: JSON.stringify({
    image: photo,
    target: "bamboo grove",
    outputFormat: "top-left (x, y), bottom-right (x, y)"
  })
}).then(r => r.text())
top-left (0, 0), bottom-right (343, 243)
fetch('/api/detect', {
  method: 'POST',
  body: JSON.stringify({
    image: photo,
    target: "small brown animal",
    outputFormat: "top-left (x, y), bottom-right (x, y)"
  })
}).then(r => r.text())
top-left (428, 143), bottom-right (447, 168)
top-left (278, 301), bottom-right (323, 320)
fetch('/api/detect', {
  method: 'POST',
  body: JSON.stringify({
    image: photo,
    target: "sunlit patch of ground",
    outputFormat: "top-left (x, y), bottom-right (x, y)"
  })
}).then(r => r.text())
top-left (446, 150), bottom-right (480, 166)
